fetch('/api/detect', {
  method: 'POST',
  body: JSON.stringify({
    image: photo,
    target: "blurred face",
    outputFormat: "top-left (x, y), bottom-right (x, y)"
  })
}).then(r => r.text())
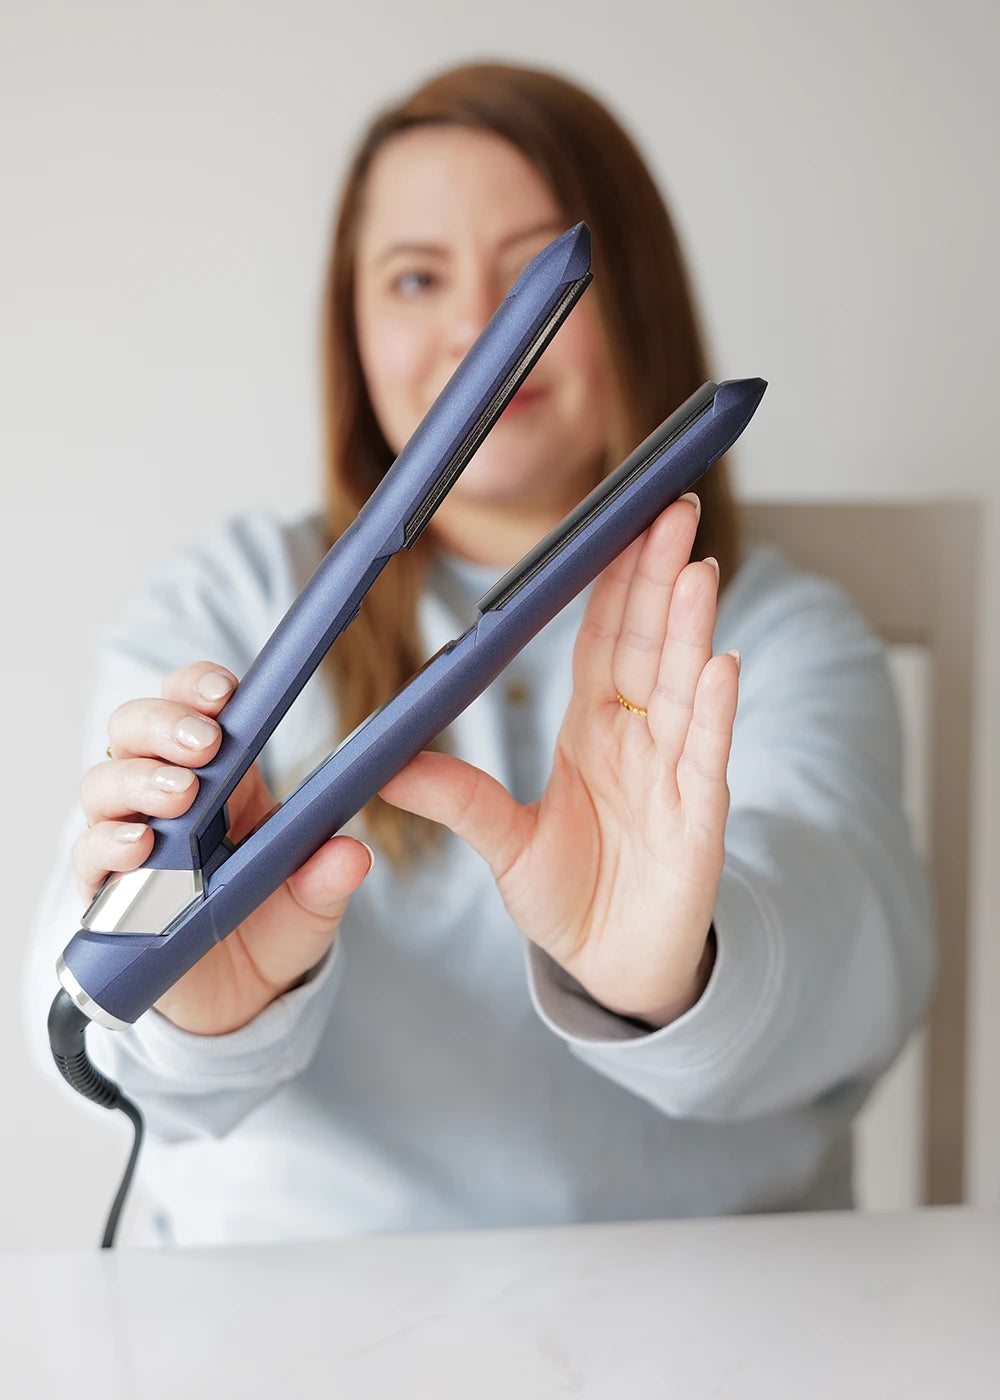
top-left (353, 125), bottom-right (612, 533)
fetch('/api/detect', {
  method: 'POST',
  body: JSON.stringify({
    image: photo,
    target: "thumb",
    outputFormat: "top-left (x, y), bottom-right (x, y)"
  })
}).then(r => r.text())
top-left (381, 751), bottom-right (531, 880)
top-left (284, 834), bottom-right (375, 922)
top-left (237, 834), bottom-right (375, 994)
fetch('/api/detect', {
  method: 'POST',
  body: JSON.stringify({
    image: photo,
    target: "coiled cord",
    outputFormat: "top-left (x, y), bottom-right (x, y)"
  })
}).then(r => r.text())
top-left (48, 988), bottom-right (145, 1248)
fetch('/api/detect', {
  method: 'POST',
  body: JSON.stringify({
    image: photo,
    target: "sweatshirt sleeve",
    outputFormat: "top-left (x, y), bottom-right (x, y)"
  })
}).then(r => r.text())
top-left (525, 548), bottom-right (936, 1122)
top-left (27, 510), bottom-right (343, 1142)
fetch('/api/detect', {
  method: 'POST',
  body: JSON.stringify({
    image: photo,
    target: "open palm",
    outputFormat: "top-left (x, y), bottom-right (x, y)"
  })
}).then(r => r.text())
top-left (382, 494), bottom-right (738, 1027)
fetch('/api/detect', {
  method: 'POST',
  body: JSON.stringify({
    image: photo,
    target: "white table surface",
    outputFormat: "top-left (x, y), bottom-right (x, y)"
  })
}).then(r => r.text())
top-left (2, 1206), bottom-right (997, 1399)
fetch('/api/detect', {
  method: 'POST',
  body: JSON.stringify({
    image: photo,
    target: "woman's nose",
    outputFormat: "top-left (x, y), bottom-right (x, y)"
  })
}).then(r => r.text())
top-left (445, 282), bottom-right (498, 359)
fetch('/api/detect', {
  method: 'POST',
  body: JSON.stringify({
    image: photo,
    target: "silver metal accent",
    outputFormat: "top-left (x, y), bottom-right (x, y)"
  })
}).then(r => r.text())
top-left (81, 866), bottom-right (204, 935)
top-left (56, 954), bottom-right (130, 1032)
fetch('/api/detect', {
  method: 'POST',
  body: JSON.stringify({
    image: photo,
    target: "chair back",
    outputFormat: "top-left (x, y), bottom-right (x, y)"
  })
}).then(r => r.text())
top-left (740, 501), bottom-right (978, 1204)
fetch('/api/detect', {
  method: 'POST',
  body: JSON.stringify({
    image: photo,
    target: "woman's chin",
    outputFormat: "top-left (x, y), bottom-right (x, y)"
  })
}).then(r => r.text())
top-left (449, 475), bottom-right (541, 508)
top-left (445, 470), bottom-right (583, 524)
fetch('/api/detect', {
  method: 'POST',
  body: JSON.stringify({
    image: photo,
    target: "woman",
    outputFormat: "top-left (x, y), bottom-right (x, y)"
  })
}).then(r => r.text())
top-left (33, 62), bottom-right (933, 1244)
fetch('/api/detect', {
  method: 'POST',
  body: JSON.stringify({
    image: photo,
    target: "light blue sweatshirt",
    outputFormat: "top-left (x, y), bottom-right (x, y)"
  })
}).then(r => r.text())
top-left (30, 510), bottom-right (934, 1245)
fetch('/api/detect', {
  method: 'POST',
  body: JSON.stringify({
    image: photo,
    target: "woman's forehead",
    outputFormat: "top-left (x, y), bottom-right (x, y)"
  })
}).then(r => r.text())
top-left (357, 126), bottom-right (561, 252)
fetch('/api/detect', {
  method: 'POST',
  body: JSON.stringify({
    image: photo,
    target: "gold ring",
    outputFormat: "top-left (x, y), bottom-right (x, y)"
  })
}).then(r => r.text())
top-left (106, 746), bottom-right (113, 758)
top-left (616, 691), bottom-right (648, 717)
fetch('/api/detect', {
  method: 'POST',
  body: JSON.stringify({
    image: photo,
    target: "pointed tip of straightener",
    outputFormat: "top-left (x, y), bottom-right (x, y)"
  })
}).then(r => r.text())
top-left (555, 221), bottom-right (592, 283)
top-left (504, 223), bottom-right (592, 302)
top-left (714, 377), bottom-right (768, 418)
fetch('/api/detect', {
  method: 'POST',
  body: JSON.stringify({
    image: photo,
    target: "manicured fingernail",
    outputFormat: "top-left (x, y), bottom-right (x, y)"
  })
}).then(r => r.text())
top-left (153, 765), bottom-right (196, 793)
top-left (197, 671), bottom-right (235, 702)
top-left (114, 823), bottom-right (147, 842)
top-left (705, 556), bottom-right (720, 579)
top-left (679, 492), bottom-right (702, 521)
top-left (174, 715), bottom-right (220, 750)
top-left (727, 648), bottom-right (741, 673)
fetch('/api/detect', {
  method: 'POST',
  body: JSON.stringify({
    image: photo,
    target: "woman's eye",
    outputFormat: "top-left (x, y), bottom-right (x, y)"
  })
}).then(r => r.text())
top-left (392, 270), bottom-right (436, 298)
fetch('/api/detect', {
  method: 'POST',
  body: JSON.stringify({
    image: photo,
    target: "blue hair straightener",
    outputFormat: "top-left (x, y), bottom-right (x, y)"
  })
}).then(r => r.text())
top-left (48, 222), bottom-right (766, 1243)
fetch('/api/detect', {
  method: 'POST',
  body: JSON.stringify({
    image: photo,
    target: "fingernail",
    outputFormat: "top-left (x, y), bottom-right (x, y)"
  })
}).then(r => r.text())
top-left (174, 715), bottom-right (220, 750)
top-left (114, 822), bottom-right (147, 842)
top-left (705, 556), bottom-right (720, 579)
top-left (727, 648), bottom-right (741, 673)
top-left (679, 492), bottom-right (702, 522)
top-left (153, 765), bottom-right (196, 793)
top-left (197, 671), bottom-right (235, 702)
top-left (360, 842), bottom-right (376, 876)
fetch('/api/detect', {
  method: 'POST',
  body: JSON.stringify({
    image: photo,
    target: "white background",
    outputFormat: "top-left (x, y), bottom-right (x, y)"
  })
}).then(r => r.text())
top-left (1, 0), bottom-right (996, 1249)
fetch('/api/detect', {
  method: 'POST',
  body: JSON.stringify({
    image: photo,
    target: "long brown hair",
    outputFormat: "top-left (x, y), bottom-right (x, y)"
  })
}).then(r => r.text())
top-left (318, 61), bottom-right (741, 863)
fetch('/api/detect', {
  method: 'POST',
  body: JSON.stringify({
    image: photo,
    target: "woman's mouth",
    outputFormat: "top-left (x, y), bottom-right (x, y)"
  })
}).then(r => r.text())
top-left (501, 385), bottom-right (548, 417)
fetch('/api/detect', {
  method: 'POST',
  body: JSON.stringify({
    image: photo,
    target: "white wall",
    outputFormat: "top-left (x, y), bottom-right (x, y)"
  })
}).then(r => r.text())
top-left (1, 0), bottom-right (996, 1249)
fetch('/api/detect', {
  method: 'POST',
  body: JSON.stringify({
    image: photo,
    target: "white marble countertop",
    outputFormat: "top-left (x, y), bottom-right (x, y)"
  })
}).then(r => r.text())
top-left (3, 1206), bottom-right (997, 1398)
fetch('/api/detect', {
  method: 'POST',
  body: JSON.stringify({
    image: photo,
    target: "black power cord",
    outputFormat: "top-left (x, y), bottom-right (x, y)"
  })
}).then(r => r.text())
top-left (48, 989), bottom-right (144, 1248)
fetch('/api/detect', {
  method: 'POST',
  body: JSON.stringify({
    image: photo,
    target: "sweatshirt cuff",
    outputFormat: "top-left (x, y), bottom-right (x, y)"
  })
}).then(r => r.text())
top-left (94, 941), bottom-right (343, 1093)
top-left (525, 856), bottom-right (783, 1080)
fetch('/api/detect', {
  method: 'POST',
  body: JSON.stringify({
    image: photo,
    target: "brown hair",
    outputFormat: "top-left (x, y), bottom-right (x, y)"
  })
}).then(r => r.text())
top-left (318, 61), bottom-right (741, 863)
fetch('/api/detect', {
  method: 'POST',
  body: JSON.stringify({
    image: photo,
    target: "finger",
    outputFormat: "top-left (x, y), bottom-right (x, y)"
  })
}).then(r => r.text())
top-left (647, 557), bottom-right (720, 774)
top-left (571, 530), bottom-right (645, 702)
top-left (612, 495), bottom-right (701, 711)
top-left (107, 697), bottom-right (223, 765)
top-left (72, 819), bottom-right (154, 905)
top-left (676, 650), bottom-right (740, 836)
top-left (237, 836), bottom-right (375, 989)
top-left (381, 750), bottom-right (530, 882)
top-left (160, 661), bottom-right (238, 712)
top-left (80, 757), bottom-right (198, 827)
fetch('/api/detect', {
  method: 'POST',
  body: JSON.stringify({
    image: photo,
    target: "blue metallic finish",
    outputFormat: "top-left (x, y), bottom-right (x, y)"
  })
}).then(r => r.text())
top-left (142, 223), bottom-right (592, 876)
top-left (61, 377), bottom-right (765, 1024)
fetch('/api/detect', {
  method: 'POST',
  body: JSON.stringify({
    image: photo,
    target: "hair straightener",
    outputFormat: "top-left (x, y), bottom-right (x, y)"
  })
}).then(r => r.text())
top-left (47, 221), bottom-right (766, 1244)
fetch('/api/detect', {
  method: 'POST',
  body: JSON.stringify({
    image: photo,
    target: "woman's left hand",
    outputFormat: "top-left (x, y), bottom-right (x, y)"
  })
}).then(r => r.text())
top-left (380, 493), bottom-right (738, 1027)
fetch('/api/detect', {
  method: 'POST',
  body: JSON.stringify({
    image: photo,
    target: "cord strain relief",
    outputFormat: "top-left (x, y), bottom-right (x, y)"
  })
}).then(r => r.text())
top-left (52, 1049), bottom-right (121, 1110)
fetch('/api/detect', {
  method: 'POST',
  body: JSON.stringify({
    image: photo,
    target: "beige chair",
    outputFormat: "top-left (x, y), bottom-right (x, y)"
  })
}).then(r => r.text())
top-left (740, 502), bottom-right (978, 1205)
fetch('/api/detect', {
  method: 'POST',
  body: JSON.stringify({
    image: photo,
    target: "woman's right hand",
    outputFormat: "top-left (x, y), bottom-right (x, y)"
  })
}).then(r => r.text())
top-left (73, 660), bottom-right (374, 1037)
